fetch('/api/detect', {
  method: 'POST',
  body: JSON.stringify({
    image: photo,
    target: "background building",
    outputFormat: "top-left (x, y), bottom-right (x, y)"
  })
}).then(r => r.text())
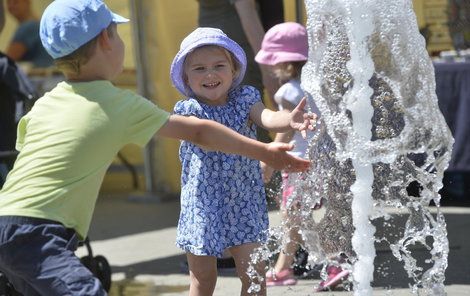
top-left (0, 0), bottom-right (460, 199)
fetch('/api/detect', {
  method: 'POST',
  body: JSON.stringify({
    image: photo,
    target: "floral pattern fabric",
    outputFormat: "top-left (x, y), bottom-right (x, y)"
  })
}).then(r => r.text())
top-left (173, 85), bottom-right (269, 257)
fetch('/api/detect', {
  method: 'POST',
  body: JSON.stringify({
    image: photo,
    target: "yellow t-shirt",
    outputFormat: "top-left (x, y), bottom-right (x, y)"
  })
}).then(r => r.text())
top-left (0, 80), bottom-right (169, 238)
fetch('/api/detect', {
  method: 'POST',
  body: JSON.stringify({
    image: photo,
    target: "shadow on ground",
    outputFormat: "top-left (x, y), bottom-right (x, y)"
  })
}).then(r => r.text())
top-left (88, 194), bottom-right (470, 291)
top-left (372, 212), bottom-right (470, 288)
top-left (88, 194), bottom-right (180, 239)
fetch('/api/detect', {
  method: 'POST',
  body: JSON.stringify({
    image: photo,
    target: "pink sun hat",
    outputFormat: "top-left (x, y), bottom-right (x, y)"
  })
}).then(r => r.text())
top-left (255, 22), bottom-right (308, 66)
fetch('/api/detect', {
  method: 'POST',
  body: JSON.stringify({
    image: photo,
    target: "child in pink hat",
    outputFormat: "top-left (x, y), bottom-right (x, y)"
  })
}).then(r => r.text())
top-left (255, 21), bottom-right (316, 287)
top-left (256, 21), bottom-right (350, 292)
top-left (255, 22), bottom-right (309, 67)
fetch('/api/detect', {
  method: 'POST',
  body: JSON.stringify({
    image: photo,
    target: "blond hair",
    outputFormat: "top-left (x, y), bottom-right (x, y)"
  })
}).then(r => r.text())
top-left (274, 61), bottom-right (306, 84)
top-left (54, 24), bottom-right (115, 76)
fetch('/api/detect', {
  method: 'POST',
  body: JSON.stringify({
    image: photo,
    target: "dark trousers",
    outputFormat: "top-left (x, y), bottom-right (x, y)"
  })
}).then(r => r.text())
top-left (0, 216), bottom-right (106, 296)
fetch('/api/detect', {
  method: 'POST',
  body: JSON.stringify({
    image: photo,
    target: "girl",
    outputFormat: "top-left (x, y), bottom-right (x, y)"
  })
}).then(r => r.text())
top-left (255, 22), bottom-right (349, 291)
top-left (170, 27), bottom-right (315, 296)
top-left (255, 21), bottom-right (316, 287)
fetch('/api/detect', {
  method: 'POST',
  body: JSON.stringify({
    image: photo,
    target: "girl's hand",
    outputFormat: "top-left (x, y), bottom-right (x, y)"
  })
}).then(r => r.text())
top-left (290, 97), bottom-right (317, 138)
top-left (264, 142), bottom-right (310, 172)
top-left (260, 161), bottom-right (275, 183)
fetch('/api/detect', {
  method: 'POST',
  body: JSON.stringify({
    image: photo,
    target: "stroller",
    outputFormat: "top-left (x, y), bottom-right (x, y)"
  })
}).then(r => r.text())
top-left (0, 53), bottom-right (112, 295)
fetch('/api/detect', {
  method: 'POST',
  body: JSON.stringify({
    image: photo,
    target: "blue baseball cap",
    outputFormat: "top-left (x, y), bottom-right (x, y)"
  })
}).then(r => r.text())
top-left (40, 0), bottom-right (129, 59)
top-left (170, 27), bottom-right (247, 96)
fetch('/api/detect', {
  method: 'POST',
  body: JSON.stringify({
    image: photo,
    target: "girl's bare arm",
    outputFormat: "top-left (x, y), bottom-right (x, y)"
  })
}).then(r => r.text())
top-left (250, 98), bottom-right (315, 136)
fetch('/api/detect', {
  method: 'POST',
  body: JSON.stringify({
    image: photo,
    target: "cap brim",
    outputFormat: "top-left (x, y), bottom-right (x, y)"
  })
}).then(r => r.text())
top-left (112, 13), bottom-right (129, 23)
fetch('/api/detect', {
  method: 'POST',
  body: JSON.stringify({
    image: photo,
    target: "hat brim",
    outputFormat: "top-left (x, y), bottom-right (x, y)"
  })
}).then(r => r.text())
top-left (255, 50), bottom-right (308, 66)
top-left (171, 37), bottom-right (247, 96)
top-left (112, 12), bottom-right (129, 24)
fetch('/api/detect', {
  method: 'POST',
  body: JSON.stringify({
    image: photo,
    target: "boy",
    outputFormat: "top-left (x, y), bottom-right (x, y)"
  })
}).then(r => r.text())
top-left (0, 0), bottom-right (312, 295)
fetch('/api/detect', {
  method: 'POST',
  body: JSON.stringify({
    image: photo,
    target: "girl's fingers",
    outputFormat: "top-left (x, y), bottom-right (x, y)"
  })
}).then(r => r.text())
top-left (296, 97), bottom-right (307, 110)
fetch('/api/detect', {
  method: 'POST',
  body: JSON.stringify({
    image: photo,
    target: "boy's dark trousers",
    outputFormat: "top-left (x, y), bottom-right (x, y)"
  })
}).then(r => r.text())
top-left (0, 216), bottom-right (106, 296)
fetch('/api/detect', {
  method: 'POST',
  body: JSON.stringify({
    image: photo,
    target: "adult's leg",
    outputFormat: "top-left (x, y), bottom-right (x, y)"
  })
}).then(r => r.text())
top-left (186, 253), bottom-right (217, 296)
top-left (229, 243), bottom-right (266, 296)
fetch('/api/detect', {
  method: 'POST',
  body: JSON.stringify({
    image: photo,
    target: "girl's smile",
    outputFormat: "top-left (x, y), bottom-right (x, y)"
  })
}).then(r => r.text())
top-left (184, 46), bottom-right (236, 106)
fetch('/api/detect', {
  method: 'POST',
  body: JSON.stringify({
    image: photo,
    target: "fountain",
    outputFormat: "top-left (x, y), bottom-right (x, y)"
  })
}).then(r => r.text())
top-left (249, 0), bottom-right (454, 295)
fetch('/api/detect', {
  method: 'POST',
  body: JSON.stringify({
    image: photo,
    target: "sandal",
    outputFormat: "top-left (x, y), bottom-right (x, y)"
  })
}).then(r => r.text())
top-left (266, 268), bottom-right (298, 287)
top-left (314, 265), bottom-right (350, 292)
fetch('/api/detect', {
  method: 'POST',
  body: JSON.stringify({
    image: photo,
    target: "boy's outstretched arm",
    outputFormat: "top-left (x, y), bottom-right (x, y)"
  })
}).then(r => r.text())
top-left (156, 114), bottom-right (310, 172)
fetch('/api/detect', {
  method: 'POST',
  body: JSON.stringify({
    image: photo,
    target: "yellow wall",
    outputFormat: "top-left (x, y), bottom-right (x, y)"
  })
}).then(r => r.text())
top-left (129, 1), bottom-right (199, 194)
top-left (413, 0), bottom-right (426, 28)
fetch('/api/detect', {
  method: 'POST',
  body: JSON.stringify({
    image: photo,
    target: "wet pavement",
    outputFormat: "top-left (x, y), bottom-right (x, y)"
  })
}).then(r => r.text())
top-left (77, 194), bottom-right (470, 295)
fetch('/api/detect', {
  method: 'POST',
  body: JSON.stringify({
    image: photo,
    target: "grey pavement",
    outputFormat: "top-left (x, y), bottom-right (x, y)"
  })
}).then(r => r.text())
top-left (77, 194), bottom-right (470, 295)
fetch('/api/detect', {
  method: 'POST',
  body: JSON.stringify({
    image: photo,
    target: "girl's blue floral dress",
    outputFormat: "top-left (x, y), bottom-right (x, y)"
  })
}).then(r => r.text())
top-left (173, 85), bottom-right (269, 257)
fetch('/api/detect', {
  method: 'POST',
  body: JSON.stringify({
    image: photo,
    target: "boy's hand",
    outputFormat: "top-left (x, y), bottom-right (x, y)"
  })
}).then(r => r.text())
top-left (290, 97), bottom-right (317, 139)
top-left (264, 142), bottom-right (310, 172)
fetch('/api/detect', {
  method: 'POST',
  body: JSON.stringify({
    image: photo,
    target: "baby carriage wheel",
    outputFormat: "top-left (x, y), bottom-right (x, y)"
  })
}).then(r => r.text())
top-left (94, 255), bottom-right (112, 292)
top-left (79, 237), bottom-right (112, 292)
top-left (80, 254), bottom-right (112, 292)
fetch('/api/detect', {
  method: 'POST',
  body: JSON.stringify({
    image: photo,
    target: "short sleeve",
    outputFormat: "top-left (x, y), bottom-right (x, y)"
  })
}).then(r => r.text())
top-left (236, 85), bottom-right (261, 110)
top-left (173, 99), bottom-right (203, 117)
top-left (12, 22), bottom-right (39, 49)
top-left (124, 92), bottom-right (170, 147)
top-left (275, 82), bottom-right (304, 107)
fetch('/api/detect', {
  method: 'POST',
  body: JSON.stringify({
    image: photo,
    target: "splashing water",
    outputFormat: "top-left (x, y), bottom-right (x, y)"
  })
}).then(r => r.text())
top-left (301, 0), bottom-right (454, 294)
top-left (249, 0), bottom-right (454, 295)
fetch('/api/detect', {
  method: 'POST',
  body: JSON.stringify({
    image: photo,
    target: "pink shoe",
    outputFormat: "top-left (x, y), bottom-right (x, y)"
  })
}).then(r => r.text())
top-left (314, 266), bottom-right (350, 292)
top-left (266, 268), bottom-right (298, 287)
